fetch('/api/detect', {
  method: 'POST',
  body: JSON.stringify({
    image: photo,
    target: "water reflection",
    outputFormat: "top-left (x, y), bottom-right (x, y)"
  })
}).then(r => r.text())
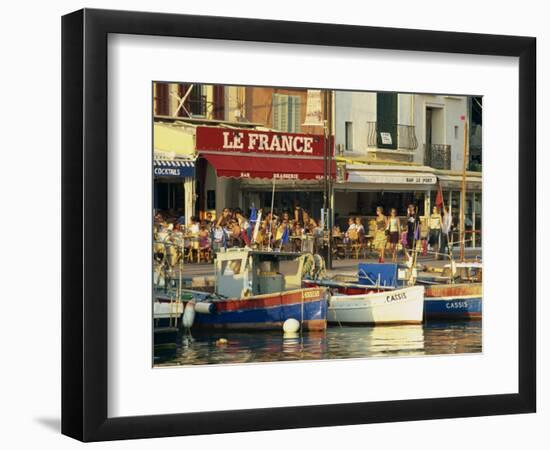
top-left (155, 321), bottom-right (482, 367)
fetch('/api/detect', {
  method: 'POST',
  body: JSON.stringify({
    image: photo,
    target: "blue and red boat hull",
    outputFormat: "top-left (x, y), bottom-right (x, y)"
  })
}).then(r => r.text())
top-left (193, 287), bottom-right (328, 331)
top-left (424, 283), bottom-right (482, 320)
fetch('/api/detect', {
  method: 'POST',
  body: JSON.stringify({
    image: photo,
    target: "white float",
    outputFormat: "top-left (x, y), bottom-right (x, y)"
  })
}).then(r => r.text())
top-left (283, 318), bottom-right (300, 333)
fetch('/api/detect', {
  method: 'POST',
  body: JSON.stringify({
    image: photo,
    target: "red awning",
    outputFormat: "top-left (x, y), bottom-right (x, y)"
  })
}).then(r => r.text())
top-left (201, 153), bottom-right (335, 181)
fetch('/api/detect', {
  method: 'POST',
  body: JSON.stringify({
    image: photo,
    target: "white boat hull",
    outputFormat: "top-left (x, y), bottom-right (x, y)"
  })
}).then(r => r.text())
top-left (327, 285), bottom-right (425, 325)
top-left (153, 301), bottom-right (184, 320)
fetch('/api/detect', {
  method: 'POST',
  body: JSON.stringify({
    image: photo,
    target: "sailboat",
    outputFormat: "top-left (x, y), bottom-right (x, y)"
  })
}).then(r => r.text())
top-left (420, 119), bottom-right (482, 320)
top-left (305, 263), bottom-right (425, 325)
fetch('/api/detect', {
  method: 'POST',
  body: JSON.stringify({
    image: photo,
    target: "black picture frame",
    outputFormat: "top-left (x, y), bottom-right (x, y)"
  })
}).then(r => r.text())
top-left (61, 8), bottom-right (536, 442)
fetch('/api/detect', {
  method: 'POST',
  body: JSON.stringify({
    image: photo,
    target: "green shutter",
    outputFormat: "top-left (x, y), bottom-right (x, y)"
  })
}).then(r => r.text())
top-left (289, 95), bottom-right (301, 133)
top-left (273, 94), bottom-right (289, 131)
top-left (376, 93), bottom-right (398, 149)
top-left (281, 96), bottom-right (289, 131)
top-left (272, 94), bottom-right (280, 129)
top-left (288, 96), bottom-right (294, 132)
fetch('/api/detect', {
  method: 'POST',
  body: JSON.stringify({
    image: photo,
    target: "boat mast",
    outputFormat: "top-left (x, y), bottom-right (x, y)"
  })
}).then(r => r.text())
top-left (325, 89), bottom-right (333, 269)
top-left (268, 174), bottom-right (276, 250)
top-left (460, 118), bottom-right (469, 262)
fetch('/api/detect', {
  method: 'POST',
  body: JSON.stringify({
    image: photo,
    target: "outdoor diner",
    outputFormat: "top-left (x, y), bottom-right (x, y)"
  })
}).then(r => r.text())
top-left (152, 203), bottom-right (453, 266)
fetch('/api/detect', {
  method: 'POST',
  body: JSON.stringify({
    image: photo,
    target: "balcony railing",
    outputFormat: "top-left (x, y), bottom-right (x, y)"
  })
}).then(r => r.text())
top-left (366, 121), bottom-right (377, 148)
top-left (397, 124), bottom-right (418, 150)
top-left (366, 122), bottom-right (418, 150)
top-left (424, 144), bottom-right (451, 170)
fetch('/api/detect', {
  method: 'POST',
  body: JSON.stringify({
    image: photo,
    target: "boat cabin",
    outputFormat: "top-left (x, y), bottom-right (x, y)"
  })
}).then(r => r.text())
top-left (357, 263), bottom-right (411, 288)
top-left (214, 249), bottom-right (306, 299)
top-left (420, 260), bottom-right (483, 284)
top-left (451, 261), bottom-right (483, 282)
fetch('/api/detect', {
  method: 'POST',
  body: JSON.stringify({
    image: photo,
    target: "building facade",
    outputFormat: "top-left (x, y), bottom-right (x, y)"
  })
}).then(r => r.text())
top-left (153, 82), bottom-right (221, 224)
top-left (151, 83), bottom-right (482, 247)
top-left (153, 83), bottom-right (334, 223)
top-left (232, 87), bottom-right (331, 219)
top-left (333, 91), bottom-right (482, 247)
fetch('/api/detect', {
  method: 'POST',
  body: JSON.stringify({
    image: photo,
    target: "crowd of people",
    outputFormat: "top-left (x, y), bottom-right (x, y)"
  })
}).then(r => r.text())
top-left (153, 204), bottom-right (325, 264)
top-left (153, 203), bottom-right (454, 265)
top-left (332, 204), bottom-right (453, 263)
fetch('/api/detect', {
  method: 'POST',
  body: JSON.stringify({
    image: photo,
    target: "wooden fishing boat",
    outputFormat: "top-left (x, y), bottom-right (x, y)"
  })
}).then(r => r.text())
top-left (353, 261), bottom-right (482, 321)
top-left (328, 286), bottom-right (424, 325)
top-left (419, 263), bottom-right (482, 320)
top-left (190, 287), bottom-right (327, 330)
top-left (423, 282), bottom-right (482, 320)
top-left (171, 249), bottom-right (328, 331)
top-left (305, 263), bottom-right (425, 325)
top-left (417, 119), bottom-right (483, 321)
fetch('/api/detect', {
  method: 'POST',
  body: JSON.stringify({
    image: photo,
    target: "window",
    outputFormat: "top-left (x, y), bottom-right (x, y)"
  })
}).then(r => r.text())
top-left (345, 121), bottom-right (353, 150)
top-left (454, 125), bottom-right (459, 139)
top-left (273, 94), bottom-right (301, 133)
top-left (206, 190), bottom-right (216, 210)
top-left (154, 182), bottom-right (184, 214)
top-left (221, 259), bottom-right (243, 275)
top-left (177, 84), bottom-right (207, 117)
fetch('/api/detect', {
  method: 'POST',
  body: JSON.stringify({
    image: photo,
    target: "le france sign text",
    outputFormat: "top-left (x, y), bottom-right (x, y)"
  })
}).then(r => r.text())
top-left (195, 126), bottom-right (330, 157)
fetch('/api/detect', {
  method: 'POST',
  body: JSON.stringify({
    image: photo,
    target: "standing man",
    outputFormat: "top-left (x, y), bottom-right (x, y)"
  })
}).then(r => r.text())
top-left (404, 204), bottom-right (419, 261)
top-left (428, 206), bottom-right (442, 260)
top-left (441, 206), bottom-right (453, 259)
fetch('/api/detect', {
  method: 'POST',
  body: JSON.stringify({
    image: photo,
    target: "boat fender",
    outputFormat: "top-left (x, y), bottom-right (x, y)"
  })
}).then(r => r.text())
top-left (283, 318), bottom-right (300, 334)
top-left (182, 301), bottom-right (196, 329)
top-left (450, 260), bottom-right (457, 277)
top-left (194, 302), bottom-right (215, 314)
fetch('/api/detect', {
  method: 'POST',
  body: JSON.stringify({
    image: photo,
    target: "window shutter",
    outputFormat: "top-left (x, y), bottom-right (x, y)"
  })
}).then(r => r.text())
top-left (280, 95), bottom-right (289, 131)
top-left (286, 95), bottom-right (292, 131)
top-left (213, 85), bottom-right (225, 120)
top-left (290, 95), bottom-right (301, 133)
top-left (376, 93), bottom-right (398, 149)
top-left (273, 94), bottom-right (289, 131)
top-left (155, 83), bottom-right (170, 116)
top-left (272, 94), bottom-right (280, 129)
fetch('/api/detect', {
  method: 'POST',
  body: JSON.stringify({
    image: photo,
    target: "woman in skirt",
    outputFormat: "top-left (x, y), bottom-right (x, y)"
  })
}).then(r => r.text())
top-left (387, 208), bottom-right (401, 263)
top-left (373, 206), bottom-right (388, 263)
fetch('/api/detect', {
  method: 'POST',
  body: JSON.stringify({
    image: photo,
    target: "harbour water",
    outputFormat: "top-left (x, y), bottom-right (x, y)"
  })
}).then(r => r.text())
top-left (154, 320), bottom-right (482, 367)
